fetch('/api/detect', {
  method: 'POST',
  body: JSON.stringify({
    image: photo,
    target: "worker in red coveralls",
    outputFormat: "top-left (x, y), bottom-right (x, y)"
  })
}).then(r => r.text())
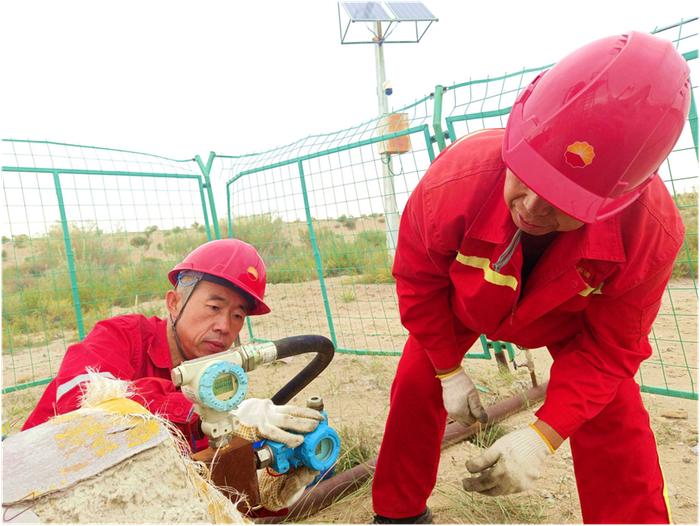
top-left (372, 31), bottom-right (690, 525)
top-left (23, 238), bottom-right (322, 511)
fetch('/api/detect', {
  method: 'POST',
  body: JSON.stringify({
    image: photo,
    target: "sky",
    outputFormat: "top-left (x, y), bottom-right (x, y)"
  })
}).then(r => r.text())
top-left (1, 0), bottom-right (697, 160)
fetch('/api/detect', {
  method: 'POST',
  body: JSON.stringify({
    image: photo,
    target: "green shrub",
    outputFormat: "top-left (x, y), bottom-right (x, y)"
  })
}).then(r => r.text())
top-left (162, 228), bottom-right (208, 257)
top-left (229, 214), bottom-right (291, 260)
top-left (315, 228), bottom-right (363, 277)
top-left (33, 223), bottom-right (130, 269)
top-left (338, 214), bottom-right (357, 230)
top-left (13, 234), bottom-right (30, 249)
top-left (265, 245), bottom-right (316, 283)
top-left (672, 192), bottom-right (698, 279)
top-left (2, 224), bottom-right (173, 351)
top-left (340, 289), bottom-right (357, 303)
top-left (354, 249), bottom-right (395, 284)
top-left (130, 235), bottom-right (150, 249)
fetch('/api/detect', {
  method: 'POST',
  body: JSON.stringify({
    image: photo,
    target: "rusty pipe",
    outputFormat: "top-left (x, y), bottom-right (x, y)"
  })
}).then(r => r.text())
top-left (442, 380), bottom-right (547, 447)
top-left (255, 381), bottom-right (548, 523)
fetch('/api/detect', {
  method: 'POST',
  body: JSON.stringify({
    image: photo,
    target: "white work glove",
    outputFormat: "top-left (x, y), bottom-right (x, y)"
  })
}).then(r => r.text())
top-left (462, 424), bottom-right (554, 496)
top-left (231, 398), bottom-right (323, 448)
top-left (438, 366), bottom-right (488, 427)
top-left (258, 466), bottom-right (318, 511)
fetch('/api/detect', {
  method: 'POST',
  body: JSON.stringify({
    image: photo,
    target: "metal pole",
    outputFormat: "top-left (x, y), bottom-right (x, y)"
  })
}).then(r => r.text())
top-left (298, 161), bottom-right (338, 348)
top-left (52, 171), bottom-right (85, 340)
top-left (432, 84), bottom-right (447, 152)
top-left (374, 22), bottom-right (400, 260)
top-left (195, 153), bottom-right (220, 240)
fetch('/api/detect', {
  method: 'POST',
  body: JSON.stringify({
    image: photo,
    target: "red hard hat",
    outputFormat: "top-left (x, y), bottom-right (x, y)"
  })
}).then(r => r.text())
top-left (168, 239), bottom-right (270, 315)
top-left (503, 31), bottom-right (691, 223)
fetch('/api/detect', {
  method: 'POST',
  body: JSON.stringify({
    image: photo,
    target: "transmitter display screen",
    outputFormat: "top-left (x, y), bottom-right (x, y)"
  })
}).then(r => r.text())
top-left (212, 373), bottom-right (235, 400)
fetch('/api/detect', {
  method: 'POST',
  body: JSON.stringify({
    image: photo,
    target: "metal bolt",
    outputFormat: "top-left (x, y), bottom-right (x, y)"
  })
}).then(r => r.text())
top-left (307, 395), bottom-right (324, 412)
top-left (256, 446), bottom-right (273, 469)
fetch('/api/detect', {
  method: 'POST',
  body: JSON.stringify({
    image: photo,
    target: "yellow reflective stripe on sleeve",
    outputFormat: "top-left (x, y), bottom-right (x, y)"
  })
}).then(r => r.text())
top-left (455, 253), bottom-right (518, 291)
top-left (578, 282), bottom-right (604, 297)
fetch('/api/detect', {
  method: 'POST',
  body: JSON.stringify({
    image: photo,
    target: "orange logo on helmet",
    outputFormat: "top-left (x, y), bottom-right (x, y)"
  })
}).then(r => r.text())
top-left (565, 141), bottom-right (595, 168)
top-left (247, 266), bottom-right (259, 281)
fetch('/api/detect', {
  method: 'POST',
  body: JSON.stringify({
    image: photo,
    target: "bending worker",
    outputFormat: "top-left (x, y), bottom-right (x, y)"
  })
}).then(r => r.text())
top-left (372, 32), bottom-right (690, 524)
top-left (23, 238), bottom-right (322, 510)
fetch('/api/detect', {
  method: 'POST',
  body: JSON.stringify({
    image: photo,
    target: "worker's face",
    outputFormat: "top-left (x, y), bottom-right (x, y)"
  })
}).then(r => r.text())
top-left (166, 280), bottom-right (248, 360)
top-left (503, 169), bottom-right (584, 235)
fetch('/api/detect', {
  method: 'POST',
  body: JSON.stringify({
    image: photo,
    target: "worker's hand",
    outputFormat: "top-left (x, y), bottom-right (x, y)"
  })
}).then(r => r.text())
top-left (231, 398), bottom-right (323, 448)
top-left (258, 466), bottom-right (318, 511)
top-left (462, 425), bottom-right (554, 496)
top-left (438, 366), bottom-right (488, 427)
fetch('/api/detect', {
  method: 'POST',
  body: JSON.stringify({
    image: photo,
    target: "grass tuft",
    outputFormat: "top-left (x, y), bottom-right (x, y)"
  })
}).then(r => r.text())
top-left (335, 423), bottom-right (377, 473)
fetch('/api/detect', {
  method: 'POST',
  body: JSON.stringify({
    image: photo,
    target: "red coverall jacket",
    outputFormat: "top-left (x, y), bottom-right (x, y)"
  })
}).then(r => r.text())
top-left (372, 129), bottom-right (683, 523)
top-left (23, 314), bottom-right (208, 451)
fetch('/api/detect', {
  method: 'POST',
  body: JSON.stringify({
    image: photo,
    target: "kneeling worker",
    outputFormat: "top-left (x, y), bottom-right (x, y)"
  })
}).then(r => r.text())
top-left (23, 238), bottom-right (322, 510)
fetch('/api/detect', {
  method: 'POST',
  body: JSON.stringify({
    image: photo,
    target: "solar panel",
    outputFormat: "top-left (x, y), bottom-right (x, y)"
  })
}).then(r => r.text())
top-left (385, 1), bottom-right (436, 21)
top-left (341, 1), bottom-right (392, 21)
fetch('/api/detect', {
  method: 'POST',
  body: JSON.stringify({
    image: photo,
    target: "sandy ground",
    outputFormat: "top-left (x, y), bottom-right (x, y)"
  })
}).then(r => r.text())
top-left (2, 277), bottom-right (697, 523)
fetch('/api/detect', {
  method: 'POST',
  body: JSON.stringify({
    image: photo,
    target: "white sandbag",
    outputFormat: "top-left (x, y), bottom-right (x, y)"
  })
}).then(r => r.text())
top-left (2, 372), bottom-right (246, 524)
top-left (2, 407), bottom-right (168, 505)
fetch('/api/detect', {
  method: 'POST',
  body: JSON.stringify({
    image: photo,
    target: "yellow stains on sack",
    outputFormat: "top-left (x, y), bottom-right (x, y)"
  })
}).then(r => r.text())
top-left (196, 470), bottom-right (236, 522)
top-left (54, 418), bottom-right (119, 458)
top-left (565, 141), bottom-right (595, 168)
top-left (126, 419), bottom-right (160, 448)
top-left (96, 397), bottom-right (160, 447)
top-left (61, 460), bottom-right (90, 475)
top-left (53, 398), bottom-right (160, 459)
top-left (455, 253), bottom-right (519, 291)
top-left (95, 397), bottom-right (149, 416)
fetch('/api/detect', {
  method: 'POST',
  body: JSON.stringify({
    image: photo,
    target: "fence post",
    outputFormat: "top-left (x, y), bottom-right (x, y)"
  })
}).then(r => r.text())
top-left (195, 175), bottom-right (213, 241)
top-left (196, 152), bottom-right (221, 240)
top-left (422, 125), bottom-right (437, 163)
top-left (297, 160), bottom-right (338, 348)
top-left (226, 180), bottom-right (232, 239)
top-left (431, 85), bottom-right (447, 152)
top-left (52, 171), bottom-right (85, 340)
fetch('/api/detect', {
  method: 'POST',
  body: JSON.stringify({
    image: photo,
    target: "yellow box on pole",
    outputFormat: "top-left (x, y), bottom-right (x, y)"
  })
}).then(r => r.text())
top-left (378, 113), bottom-right (412, 155)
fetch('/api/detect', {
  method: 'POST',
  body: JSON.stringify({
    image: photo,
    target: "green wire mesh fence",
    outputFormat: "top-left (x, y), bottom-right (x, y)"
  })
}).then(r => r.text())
top-left (639, 19), bottom-right (698, 399)
top-left (2, 18), bottom-right (697, 399)
top-left (1, 140), bottom-right (213, 393)
top-left (214, 116), bottom-right (436, 356)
